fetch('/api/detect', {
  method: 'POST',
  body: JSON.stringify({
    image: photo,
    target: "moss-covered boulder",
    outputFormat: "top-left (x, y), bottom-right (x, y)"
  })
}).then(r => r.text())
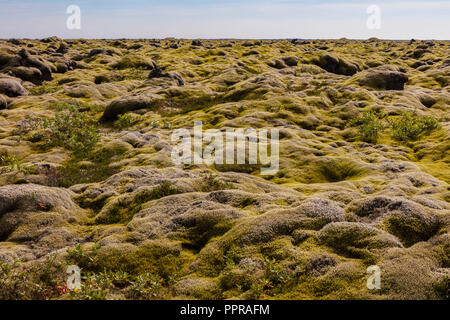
top-left (312, 53), bottom-right (360, 75)
top-left (0, 77), bottom-right (28, 97)
top-left (356, 70), bottom-right (409, 90)
top-left (101, 95), bottom-right (160, 121)
top-left (319, 222), bottom-right (402, 257)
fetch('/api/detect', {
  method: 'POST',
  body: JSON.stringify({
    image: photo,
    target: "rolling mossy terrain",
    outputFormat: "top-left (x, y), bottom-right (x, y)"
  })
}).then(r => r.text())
top-left (0, 37), bottom-right (449, 300)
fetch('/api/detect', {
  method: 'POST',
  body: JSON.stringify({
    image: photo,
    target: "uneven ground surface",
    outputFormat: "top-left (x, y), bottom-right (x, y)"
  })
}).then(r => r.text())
top-left (0, 37), bottom-right (449, 300)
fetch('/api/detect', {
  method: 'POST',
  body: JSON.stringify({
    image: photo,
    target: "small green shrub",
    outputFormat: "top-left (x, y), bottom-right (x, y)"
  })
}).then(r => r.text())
top-left (126, 273), bottom-right (164, 300)
top-left (0, 152), bottom-right (35, 174)
top-left (0, 255), bottom-right (65, 300)
top-left (348, 110), bottom-right (385, 143)
top-left (39, 102), bottom-right (99, 155)
top-left (389, 111), bottom-right (440, 141)
top-left (67, 244), bottom-right (101, 270)
top-left (115, 113), bottom-right (139, 129)
top-left (263, 257), bottom-right (296, 287)
top-left (70, 271), bottom-right (113, 300)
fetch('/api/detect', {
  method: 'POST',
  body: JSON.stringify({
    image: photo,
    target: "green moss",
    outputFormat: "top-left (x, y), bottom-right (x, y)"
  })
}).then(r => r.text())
top-left (382, 214), bottom-right (441, 247)
top-left (96, 182), bottom-right (179, 224)
top-left (91, 241), bottom-right (191, 280)
top-left (111, 56), bottom-right (154, 70)
top-left (176, 214), bottom-right (235, 251)
top-left (313, 159), bottom-right (367, 183)
top-left (347, 109), bottom-right (386, 144)
top-left (56, 146), bottom-right (123, 188)
top-left (195, 173), bottom-right (234, 192)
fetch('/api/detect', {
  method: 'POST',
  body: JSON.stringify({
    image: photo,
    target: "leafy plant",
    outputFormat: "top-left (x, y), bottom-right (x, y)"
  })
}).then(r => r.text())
top-left (433, 276), bottom-right (449, 300)
top-left (348, 110), bottom-right (385, 143)
top-left (0, 152), bottom-right (35, 174)
top-left (126, 273), bottom-right (164, 300)
top-left (67, 244), bottom-right (101, 271)
top-left (0, 255), bottom-right (65, 300)
top-left (39, 102), bottom-right (99, 155)
top-left (389, 111), bottom-right (440, 141)
top-left (162, 120), bottom-right (172, 129)
top-left (115, 113), bottom-right (139, 129)
top-left (70, 272), bottom-right (113, 300)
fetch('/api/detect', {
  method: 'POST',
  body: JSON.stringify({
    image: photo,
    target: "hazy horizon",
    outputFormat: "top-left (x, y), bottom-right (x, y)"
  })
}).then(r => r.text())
top-left (1, 0), bottom-right (449, 40)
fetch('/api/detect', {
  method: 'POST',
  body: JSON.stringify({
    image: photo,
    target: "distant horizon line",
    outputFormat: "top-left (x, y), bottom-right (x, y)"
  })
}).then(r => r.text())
top-left (2, 37), bottom-right (450, 42)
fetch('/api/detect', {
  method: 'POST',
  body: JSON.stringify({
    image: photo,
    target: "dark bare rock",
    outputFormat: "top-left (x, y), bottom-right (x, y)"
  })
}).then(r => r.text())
top-left (0, 50), bottom-right (53, 84)
top-left (242, 50), bottom-right (259, 56)
top-left (417, 93), bottom-right (436, 108)
top-left (40, 36), bottom-right (61, 43)
top-left (411, 61), bottom-right (425, 69)
top-left (7, 39), bottom-right (22, 45)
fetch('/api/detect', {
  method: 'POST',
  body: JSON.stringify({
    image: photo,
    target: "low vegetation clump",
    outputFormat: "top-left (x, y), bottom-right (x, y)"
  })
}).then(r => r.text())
top-left (115, 113), bottom-right (140, 129)
top-left (0, 247), bottom-right (176, 300)
top-left (38, 102), bottom-right (99, 155)
top-left (388, 111), bottom-right (440, 141)
top-left (0, 151), bottom-right (34, 174)
top-left (348, 110), bottom-right (385, 143)
top-left (0, 255), bottom-right (66, 300)
top-left (220, 254), bottom-right (304, 299)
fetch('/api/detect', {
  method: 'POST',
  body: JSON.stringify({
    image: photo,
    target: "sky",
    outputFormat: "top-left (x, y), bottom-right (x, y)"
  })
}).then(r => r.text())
top-left (0, 0), bottom-right (449, 40)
